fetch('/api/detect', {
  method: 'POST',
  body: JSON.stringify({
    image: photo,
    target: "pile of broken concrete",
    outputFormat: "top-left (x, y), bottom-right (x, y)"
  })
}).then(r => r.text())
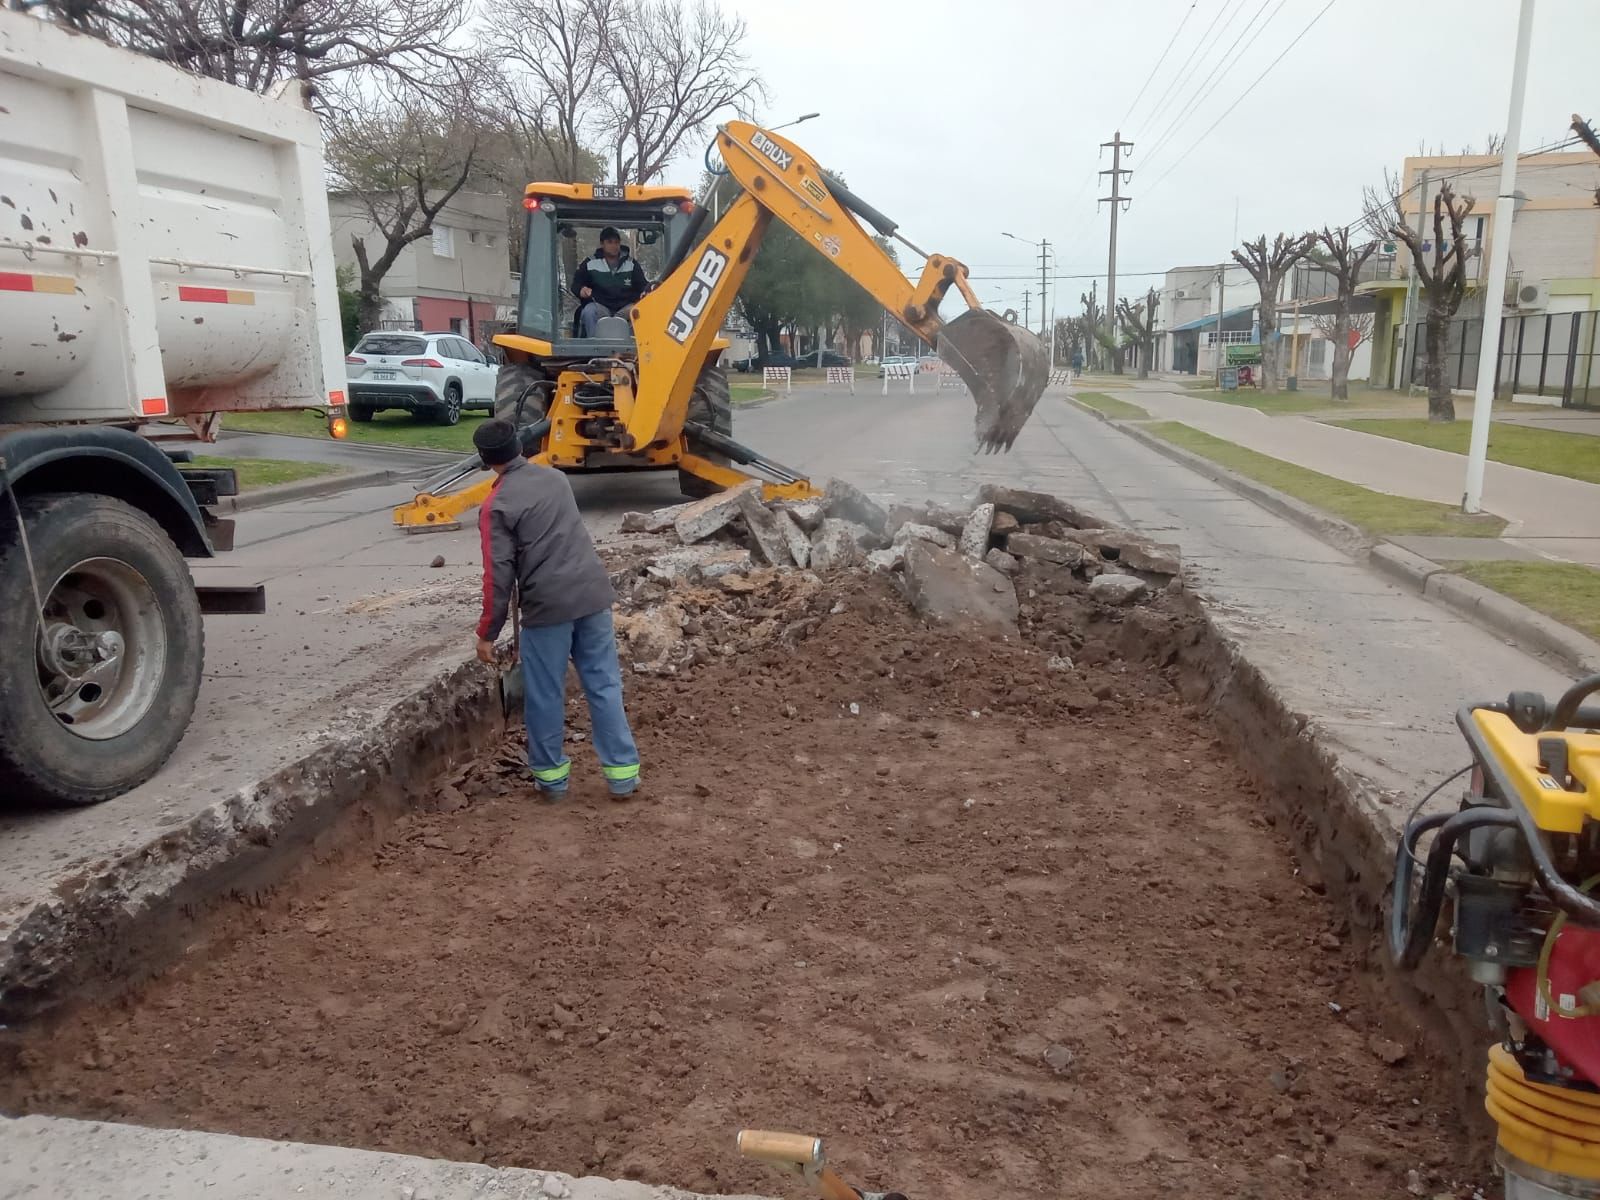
top-left (611, 479), bottom-right (1180, 656)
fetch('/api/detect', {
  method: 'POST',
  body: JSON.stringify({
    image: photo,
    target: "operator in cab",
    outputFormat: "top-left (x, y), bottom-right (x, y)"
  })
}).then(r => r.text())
top-left (573, 226), bottom-right (648, 337)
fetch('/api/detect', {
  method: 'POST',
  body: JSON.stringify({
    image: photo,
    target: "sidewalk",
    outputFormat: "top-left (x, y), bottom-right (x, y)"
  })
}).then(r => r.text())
top-left (1116, 381), bottom-right (1600, 567)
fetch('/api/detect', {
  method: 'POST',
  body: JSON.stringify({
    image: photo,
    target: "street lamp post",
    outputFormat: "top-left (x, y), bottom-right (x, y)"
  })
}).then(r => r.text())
top-left (769, 112), bottom-right (821, 132)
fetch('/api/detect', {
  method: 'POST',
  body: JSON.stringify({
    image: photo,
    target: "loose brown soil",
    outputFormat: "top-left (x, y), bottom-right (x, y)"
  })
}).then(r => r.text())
top-left (1, 568), bottom-right (1481, 1199)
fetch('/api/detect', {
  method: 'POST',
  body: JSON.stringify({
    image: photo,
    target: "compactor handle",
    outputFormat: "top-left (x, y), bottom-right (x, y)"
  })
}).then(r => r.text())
top-left (737, 1130), bottom-right (823, 1167)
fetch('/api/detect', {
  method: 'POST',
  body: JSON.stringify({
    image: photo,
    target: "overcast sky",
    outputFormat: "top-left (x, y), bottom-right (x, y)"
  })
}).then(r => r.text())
top-left (713, 0), bottom-right (1600, 319)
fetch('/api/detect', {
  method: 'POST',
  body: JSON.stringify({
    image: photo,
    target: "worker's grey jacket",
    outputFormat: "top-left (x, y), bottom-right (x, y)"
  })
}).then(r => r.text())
top-left (476, 458), bottom-right (615, 638)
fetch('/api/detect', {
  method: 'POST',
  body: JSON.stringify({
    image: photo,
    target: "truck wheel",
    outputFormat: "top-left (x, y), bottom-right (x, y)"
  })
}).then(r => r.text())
top-left (494, 361), bottom-right (550, 424)
top-left (0, 493), bottom-right (204, 807)
top-left (681, 363), bottom-right (735, 499)
top-left (349, 404), bottom-right (375, 423)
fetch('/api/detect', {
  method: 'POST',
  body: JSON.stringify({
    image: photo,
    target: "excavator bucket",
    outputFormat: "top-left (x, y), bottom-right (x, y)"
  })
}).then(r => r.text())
top-left (936, 309), bottom-right (1051, 452)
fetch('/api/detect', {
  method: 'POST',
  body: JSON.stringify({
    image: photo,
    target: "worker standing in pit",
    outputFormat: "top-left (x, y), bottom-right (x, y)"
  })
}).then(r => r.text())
top-left (573, 226), bottom-right (648, 337)
top-left (472, 419), bottom-right (641, 798)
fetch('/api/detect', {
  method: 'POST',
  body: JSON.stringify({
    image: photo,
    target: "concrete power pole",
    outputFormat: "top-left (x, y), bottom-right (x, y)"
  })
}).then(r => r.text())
top-left (1037, 241), bottom-right (1051, 337)
top-left (1023, 290), bottom-right (1031, 331)
top-left (1214, 264), bottom-right (1226, 386)
top-left (1099, 131), bottom-right (1134, 370)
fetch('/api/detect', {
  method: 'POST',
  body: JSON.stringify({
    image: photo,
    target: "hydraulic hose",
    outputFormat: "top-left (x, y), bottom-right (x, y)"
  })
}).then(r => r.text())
top-left (1390, 807), bottom-right (1518, 970)
top-left (1550, 675), bottom-right (1600, 732)
top-left (1535, 872), bottom-right (1600, 1020)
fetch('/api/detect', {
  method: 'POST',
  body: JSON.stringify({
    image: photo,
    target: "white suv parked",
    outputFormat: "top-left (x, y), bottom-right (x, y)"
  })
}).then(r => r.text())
top-left (345, 331), bottom-right (499, 426)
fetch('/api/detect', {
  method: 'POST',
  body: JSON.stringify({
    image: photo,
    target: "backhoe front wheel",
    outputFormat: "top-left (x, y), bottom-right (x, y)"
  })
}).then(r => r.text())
top-left (0, 493), bottom-right (204, 807)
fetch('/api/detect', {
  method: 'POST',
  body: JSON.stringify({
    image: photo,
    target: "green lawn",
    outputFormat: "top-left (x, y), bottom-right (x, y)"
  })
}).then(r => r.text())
top-left (1072, 391), bottom-right (1150, 420)
top-left (1447, 560), bottom-right (1600, 640)
top-left (1183, 385), bottom-right (1417, 415)
top-left (191, 455), bottom-right (344, 491)
top-left (1145, 422), bottom-right (1507, 538)
top-left (1330, 419), bottom-right (1600, 487)
top-left (730, 382), bottom-right (772, 405)
top-left (225, 407), bottom-right (486, 453)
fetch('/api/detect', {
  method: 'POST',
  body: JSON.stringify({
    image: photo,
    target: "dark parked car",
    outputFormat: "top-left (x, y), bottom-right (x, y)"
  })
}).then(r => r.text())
top-left (732, 351), bottom-right (802, 373)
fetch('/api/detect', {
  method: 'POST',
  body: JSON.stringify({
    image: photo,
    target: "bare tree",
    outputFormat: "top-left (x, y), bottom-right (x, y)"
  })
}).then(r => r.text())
top-left (1575, 114), bottom-right (1600, 206)
top-left (1117, 290), bottom-right (1159, 380)
top-left (599, 0), bottom-right (765, 183)
top-left (327, 90), bottom-right (481, 332)
top-left (1311, 311), bottom-right (1374, 345)
top-left (1310, 226), bottom-right (1379, 401)
top-left (1232, 232), bottom-right (1314, 392)
top-left (1079, 284), bottom-right (1103, 371)
top-left (497, 0), bottom-right (613, 182)
top-left (28, 0), bottom-right (469, 95)
top-left (1381, 180), bottom-right (1476, 421)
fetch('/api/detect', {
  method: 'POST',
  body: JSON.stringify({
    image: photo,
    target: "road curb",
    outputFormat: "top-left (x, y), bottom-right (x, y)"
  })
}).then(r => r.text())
top-left (1101, 417), bottom-right (1600, 678)
top-left (1113, 419), bottom-right (1370, 557)
top-left (223, 468), bottom-right (407, 512)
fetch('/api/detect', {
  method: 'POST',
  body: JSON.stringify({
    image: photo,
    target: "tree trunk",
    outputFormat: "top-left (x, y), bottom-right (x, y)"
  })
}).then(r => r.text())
top-left (1330, 309), bottom-right (1352, 401)
top-left (1137, 338), bottom-right (1150, 380)
top-left (357, 277), bottom-right (384, 335)
top-left (1424, 308), bottom-right (1456, 421)
top-left (1111, 333), bottom-right (1124, 375)
top-left (1257, 299), bottom-right (1279, 391)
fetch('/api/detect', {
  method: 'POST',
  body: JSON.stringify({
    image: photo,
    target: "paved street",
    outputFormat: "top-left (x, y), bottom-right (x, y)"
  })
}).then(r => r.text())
top-left (0, 385), bottom-right (1575, 946)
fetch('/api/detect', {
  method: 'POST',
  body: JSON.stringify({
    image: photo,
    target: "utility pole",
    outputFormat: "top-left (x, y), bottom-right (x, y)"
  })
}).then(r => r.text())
top-left (1393, 169), bottom-right (1430, 390)
top-left (1036, 241), bottom-right (1051, 337)
top-left (1214, 263), bottom-right (1226, 386)
top-left (1099, 131), bottom-right (1133, 369)
top-left (1465, 0), bottom-right (1535, 515)
top-left (1022, 290), bottom-right (1031, 330)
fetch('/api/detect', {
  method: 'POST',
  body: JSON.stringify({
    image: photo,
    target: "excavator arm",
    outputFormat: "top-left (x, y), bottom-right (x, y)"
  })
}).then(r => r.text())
top-left (624, 120), bottom-right (1048, 455)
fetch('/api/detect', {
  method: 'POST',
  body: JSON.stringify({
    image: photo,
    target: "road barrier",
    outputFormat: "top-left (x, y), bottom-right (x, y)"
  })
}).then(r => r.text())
top-left (937, 370), bottom-right (966, 392)
top-left (763, 366), bottom-right (792, 392)
top-left (881, 362), bottom-right (916, 395)
top-left (825, 366), bottom-right (855, 393)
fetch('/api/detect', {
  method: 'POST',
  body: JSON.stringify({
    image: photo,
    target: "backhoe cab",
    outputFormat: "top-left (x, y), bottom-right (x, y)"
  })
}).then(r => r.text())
top-left (393, 124), bottom-right (1050, 533)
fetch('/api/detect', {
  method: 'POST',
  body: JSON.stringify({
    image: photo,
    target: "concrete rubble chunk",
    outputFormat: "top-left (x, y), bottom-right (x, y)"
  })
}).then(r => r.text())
top-left (734, 491), bottom-right (795, 567)
top-left (1088, 572), bottom-right (1148, 605)
top-left (984, 548), bottom-right (1021, 576)
top-left (892, 522), bottom-right (956, 550)
top-left (1006, 532), bottom-right (1086, 567)
top-left (959, 503), bottom-right (995, 561)
top-left (866, 545), bottom-right (905, 573)
top-left (1060, 528), bottom-right (1181, 576)
top-left (823, 478), bottom-right (891, 539)
top-left (810, 518), bottom-right (864, 572)
top-left (903, 542), bottom-right (1018, 634)
top-left (619, 503), bottom-right (690, 535)
top-left (976, 484), bottom-right (1110, 531)
top-left (888, 502), bottom-right (968, 537)
top-left (782, 499), bottom-right (825, 532)
top-left (672, 479), bottom-right (761, 544)
top-left (643, 544), bottom-right (753, 583)
top-left (772, 507), bottom-right (811, 568)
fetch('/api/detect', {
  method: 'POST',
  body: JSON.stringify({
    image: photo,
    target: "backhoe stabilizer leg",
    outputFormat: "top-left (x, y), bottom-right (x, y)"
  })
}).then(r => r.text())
top-left (679, 450), bottom-right (819, 503)
top-left (393, 475), bottom-right (496, 533)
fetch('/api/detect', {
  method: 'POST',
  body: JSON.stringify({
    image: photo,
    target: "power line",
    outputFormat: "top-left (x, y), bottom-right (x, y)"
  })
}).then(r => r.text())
top-left (1121, 1), bottom-right (1200, 128)
top-left (1142, 0), bottom-right (1339, 198)
top-left (1142, 0), bottom-right (1253, 136)
top-left (1139, 0), bottom-right (1244, 136)
top-left (1140, 0), bottom-right (1289, 173)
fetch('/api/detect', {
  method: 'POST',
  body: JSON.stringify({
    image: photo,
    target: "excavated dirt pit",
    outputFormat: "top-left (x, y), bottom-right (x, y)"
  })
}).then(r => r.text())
top-left (0, 566), bottom-right (1485, 1199)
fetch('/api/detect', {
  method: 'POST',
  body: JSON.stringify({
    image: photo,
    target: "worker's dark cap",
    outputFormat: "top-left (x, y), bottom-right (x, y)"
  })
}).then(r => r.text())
top-left (473, 418), bottom-right (520, 466)
top-left (599, 226), bottom-right (622, 242)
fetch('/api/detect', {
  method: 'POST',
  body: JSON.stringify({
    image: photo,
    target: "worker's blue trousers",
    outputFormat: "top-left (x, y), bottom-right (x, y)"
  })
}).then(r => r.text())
top-left (519, 609), bottom-right (640, 796)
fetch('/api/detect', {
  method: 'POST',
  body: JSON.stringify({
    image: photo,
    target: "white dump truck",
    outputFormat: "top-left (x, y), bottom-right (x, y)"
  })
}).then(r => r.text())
top-left (0, 12), bottom-right (346, 805)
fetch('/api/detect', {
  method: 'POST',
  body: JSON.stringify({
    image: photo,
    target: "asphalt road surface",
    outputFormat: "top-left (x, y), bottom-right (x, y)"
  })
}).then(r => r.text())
top-left (0, 387), bottom-right (1570, 946)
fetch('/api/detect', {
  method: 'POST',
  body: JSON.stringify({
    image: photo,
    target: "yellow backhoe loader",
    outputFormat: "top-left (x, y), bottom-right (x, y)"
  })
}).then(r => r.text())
top-left (392, 121), bottom-right (1049, 532)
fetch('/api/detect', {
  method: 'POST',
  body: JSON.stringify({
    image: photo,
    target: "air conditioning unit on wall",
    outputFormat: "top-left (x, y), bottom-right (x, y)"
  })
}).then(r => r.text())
top-left (1517, 282), bottom-right (1550, 310)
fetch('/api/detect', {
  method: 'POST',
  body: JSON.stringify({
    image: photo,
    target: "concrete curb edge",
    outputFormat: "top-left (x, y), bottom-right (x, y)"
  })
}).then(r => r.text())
top-left (1100, 414), bottom-right (1600, 678)
top-left (223, 467), bottom-right (405, 512)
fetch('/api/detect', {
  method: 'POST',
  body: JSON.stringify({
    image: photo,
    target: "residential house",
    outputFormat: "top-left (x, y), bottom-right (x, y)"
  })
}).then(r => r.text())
top-left (329, 190), bottom-right (514, 346)
top-left (1360, 150), bottom-right (1600, 401)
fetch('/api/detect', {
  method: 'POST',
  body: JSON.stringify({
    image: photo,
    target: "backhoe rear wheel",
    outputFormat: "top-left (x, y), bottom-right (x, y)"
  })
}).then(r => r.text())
top-left (495, 361), bottom-right (550, 425)
top-left (0, 493), bottom-right (204, 807)
top-left (680, 363), bottom-right (735, 500)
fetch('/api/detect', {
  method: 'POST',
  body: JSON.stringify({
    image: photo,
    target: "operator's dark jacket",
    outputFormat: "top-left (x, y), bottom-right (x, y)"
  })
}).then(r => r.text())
top-left (476, 458), bottom-right (615, 639)
top-left (572, 246), bottom-right (648, 310)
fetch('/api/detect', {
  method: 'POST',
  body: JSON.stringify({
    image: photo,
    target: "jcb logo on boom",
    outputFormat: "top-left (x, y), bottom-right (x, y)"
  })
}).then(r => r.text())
top-left (667, 248), bottom-right (729, 343)
top-left (749, 131), bottom-right (793, 170)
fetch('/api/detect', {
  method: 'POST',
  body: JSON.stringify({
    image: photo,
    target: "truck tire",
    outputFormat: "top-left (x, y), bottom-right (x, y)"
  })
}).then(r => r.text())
top-left (0, 493), bottom-right (204, 807)
top-left (495, 361), bottom-right (549, 425)
top-left (680, 363), bottom-right (734, 499)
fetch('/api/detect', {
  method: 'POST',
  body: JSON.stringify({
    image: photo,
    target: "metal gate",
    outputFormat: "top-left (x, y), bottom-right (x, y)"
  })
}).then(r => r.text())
top-left (1401, 309), bottom-right (1600, 410)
